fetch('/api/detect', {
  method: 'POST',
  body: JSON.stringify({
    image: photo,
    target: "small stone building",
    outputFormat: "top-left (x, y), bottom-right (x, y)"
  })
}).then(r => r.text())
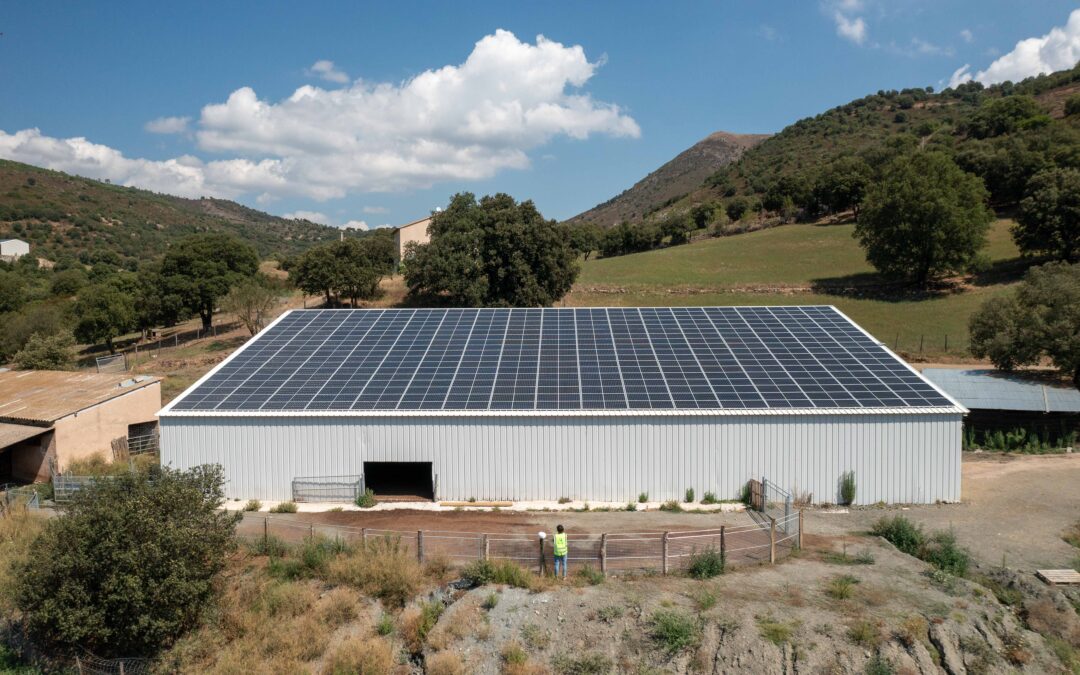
top-left (0, 370), bottom-right (161, 483)
top-left (391, 216), bottom-right (432, 262)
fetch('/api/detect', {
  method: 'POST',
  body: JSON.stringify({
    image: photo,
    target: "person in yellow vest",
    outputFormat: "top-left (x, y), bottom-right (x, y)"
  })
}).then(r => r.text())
top-left (553, 524), bottom-right (568, 579)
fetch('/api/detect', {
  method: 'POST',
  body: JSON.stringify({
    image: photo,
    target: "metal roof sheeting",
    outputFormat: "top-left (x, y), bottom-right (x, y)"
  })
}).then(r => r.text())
top-left (922, 368), bottom-right (1080, 413)
top-left (0, 370), bottom-right (160, 425)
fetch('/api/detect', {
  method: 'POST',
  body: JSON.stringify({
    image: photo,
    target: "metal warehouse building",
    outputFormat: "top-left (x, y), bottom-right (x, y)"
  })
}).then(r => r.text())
top-left (159, 306), bottom-right (965, 505)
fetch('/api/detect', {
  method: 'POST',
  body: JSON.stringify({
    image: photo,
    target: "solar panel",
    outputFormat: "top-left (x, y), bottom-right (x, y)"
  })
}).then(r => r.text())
top-left (170, 306), bottom-right (955, 412)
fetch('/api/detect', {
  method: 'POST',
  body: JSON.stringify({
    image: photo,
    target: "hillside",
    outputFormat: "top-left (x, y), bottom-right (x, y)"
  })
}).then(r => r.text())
top-left (566, 131), bottom-right (767, 226)
top-left (0, 159), bottom-right (343, 265)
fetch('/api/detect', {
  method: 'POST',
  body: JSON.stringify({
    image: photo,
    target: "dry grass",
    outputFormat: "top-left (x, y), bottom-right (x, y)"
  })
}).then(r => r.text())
top-left (896, 615), bottom-right (928, 648)
top-left (427, 598), bottom-right (485, 650)
top-left (318, 587), bottom-right (362, 628)
top-left (426, 651), bottom-right (467, 675)
top-left (321, 637), bottom-right (394, 675)
top-left (326, 536), bottom-right (425, 607)
top-left (0, 506), bottom-right (45, 614)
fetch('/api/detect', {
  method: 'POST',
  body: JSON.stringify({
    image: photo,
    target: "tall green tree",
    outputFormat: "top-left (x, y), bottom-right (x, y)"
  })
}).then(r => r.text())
top-left (160, 233), bottom-right (259, 329)
top-left (16, 465), bottom-right (240, 657)
top-left (291, 244), bottom-right (338, 305)
top-left (405, 193), bottom-right (578, 307)
top-left (855, 152), bottom-right (993, 286)
top-left (565, 223), bottom-right (603, 261)
top-left (969, 262), bottom-right (1080, 388)
top-left (13, 331), bottom-right (75, 370)
top-left (1015, 167), bottom-right (1080, 262)
top-left (331, 236), bottom-right (395, 307)
top-left (814, 156), bottom-right (871, 219)
top-left (74, 283), bottom-right (135, 353)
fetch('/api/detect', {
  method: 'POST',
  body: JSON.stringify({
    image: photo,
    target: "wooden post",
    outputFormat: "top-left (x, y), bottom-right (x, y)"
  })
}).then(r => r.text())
top-left (417, 530), bottom-right (424, 563)
top-left (769, 517), bottom-right (777, 564)
top-left (720, 525), bottom-right (726, 563)
top-left (76, 656), bottom-right (83, 675)
top-left (662, 532), bottom-right (670, 575)
top-left (310, 523), bottom-right (315, 540)
top-left (538, 535), bottom-right (546, 576)
top-left (600, 533), bottom-right (608, 576)
top-left (361, 527), bottom-right (368, 545)
top-left (481, 533), bottom-right (489, 560)
top-left (263, 517), bottom-right (268, 547)
top-left (119, 661), bottom-right (125, 675)
top-left (798, 509), bottom-right (804, 550)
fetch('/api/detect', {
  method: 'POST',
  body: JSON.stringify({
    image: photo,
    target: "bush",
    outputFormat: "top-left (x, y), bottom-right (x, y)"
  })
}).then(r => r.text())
top-left (740, 482), bottom-right (752, 505)
top-left (501, 641), bottom-right (528, 666)
top-left (248, 534), bottom-right (289, 558)
top-left (322, 637), bottom-right (393, 675)
top-left (687, 547), bottom-right (725, 579)
top-left (871, 515), bottom-right (924, 556)
top-left (638, 492), bottom-right (649, 503)
top-left (558, 496), bottom-right (571, 504)
top-left (757, 616), bottom-right (793, 645)
top-left (921, 531), bottom-right (970, 576)
top-left (355, 488), bottom-right (377, 508)
top-left (847, 619), bottom-right (881, 647)
top-left (825, 574), bottom-right (860, 600)
top-left (483, 592), bottom-right (500, 610)
top-left (684, 487), bottom-right (695, 503)
top-left (376, 613), bottom-right (395, 636)
top-left (839, 471), bottom-right (856, 505)
top-left (575, 564), bottom-right (604, 586)
top-left (0, 507), bottom-right (45, 615)
top-left (625, 501), bottom-right (637, 511)
top-left (15, 465), bottom-right (240, 657)
top-left (551, 651), bottom-right (614, 674)
top-left (649, 610), bottom-right (702, 654)
top-left (401, 600), bottom-right (444, 653)
top-left (596, 605), bottom-right (624, 622)
top-left (659, 500), bottom-right (682, 512)
top-left (242, 499), bottom-right (262, 512)
top-left (461, 558), bottom-right (533, 589)
top-left (270, 501), bottom-right (298, 513)
top-left (700, 491), bottom-right (718, 504)
top-left (325, 535), bottom-right (423, 607)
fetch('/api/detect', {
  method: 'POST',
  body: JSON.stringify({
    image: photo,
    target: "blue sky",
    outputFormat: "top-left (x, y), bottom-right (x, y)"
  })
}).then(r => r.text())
top-left (2, 1), bottom-right (1078, 226)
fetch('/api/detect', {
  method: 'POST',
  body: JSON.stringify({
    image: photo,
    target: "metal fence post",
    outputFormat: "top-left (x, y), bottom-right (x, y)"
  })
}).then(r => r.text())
top-left (720, 525), bottom-right (726, 563)
top-left (798, 509), bottom-right (804, 550)
top-left (417, 530), bottom-right (424, 563)
top-left (769, 517), bottom-right (777, 564)
top-left (538, 535), bottom-right (546, 576)
top-left (785, 496), bottom-right (791, 535)
top-left (662, 532), bottom-right (670, 575)
top-left (600, 533), bottom-right (607, 576)
top-left (481, 533), bottom-right (489, 560)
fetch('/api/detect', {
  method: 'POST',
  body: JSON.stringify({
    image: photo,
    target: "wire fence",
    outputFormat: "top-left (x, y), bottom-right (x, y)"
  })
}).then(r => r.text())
top-left (238, 509), bottom-right (802, 574)
top-left (0, 484), bottom-right (39, 512)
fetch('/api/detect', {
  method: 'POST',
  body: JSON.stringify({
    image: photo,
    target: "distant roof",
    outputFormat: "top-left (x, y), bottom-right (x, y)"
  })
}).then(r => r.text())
top-left (391, 216), bottom-right (431, 232)
top-left (922, 368), bottom-right (1080, 413)
top-left (0, 370), bottom-right (160, 426)
top-left (0, 238), bottom-right (27, 244)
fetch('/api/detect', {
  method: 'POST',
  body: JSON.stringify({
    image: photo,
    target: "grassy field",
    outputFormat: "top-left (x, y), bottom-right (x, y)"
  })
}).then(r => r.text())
top-left (569, 219), bottom-right (1024, 359)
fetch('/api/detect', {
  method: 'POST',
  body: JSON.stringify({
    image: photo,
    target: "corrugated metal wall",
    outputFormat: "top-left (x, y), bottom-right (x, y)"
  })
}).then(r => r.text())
top-left (160, 413), bottom-right (962, 505)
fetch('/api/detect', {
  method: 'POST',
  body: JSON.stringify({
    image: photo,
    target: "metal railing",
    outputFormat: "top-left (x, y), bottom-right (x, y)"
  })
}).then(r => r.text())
top-left (53, 476), bottom-right (99, 502)
top-left (238, 509), bottom-right (803, 574)
top-left (0, 484), bottom-right (40, 511)
top-left (291, 475), bottom-right (363, 502)
top-left (126, 433), bottom-right (159, 456)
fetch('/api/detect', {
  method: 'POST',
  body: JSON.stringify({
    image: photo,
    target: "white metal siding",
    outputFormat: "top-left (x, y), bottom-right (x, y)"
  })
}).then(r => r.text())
top-left (160, 413), bottom-right (961, 505)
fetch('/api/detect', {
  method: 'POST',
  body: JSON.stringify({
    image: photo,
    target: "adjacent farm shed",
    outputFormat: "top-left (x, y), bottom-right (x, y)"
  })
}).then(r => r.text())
top-left (160, 306), bottom-right (965, 504)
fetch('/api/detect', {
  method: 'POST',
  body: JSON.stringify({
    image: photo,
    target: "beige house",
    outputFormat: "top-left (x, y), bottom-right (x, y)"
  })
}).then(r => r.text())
top-left (0, 370), bottom-right (161, 483)
top-left (392, 216), bottom-right (432, 262)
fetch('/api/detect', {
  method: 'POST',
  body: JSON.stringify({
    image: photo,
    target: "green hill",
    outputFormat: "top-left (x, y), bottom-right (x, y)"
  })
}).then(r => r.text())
top-left (0, 160), bottom-right (342, 266)
top-left (568, 218), bottom-right (1024, 359)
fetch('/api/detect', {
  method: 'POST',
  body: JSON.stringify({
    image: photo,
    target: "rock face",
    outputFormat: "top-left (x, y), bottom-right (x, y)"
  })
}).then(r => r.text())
top-left (565, 131), bottom-right (768, 227)
top-left (417, 539), bottom-right (1074, 674)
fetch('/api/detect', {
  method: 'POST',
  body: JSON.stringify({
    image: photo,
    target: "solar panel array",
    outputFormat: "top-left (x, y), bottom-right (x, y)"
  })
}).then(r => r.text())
top-left (171, 306), bottom-right (953, 412)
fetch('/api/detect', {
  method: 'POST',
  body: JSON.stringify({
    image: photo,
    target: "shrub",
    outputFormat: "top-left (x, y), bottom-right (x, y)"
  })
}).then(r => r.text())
top-left (520, 623), bottom-right (551, 650)
top-left (689, 585), bottom-right (719, 611)
top-left (575, 564), bottom-right (605, 586)
top-left (659, 500), bottom-right (682, 512)
top-left (921, 531), bottom-right (970, 576)
top-left (483, 592), bottom-right (500, 610)
top-left (0, 507), bottom-right (45, 615)
top-left (321, 637), bottom-right (393, 675)
top-left (638, 492), bottom-right (649, 503)
top-left (248, 534), bottom-right (289, 558)
top-left (325, 535), bottom-right (423, 607)
top-left (355, 488), bottom-right (377, 508)
top-left (596, 605), bottom-right (624, 622)
top-left (376, 613), bottom-right (395, 636)
top-left (740, 482), bottom-right (752, 505)
top-left (426, 651), bottom-right (466, 675)
top-left (687, 547), bottom-right (725, 579)
top-left (401, 600), bottom-right (444, 653)
top-left (847, 619), bottom-right (881, 647)
top-left (825, 574), bottom-right (860, 600)
top-left (501, 641), bottom-right (528, 665)
top-left (684, 487), bottom-right (695, 503)
top-left (864, 654), bottom-right (894, 675)
top-left (839, 471), bottom-right (856, 506)
top-left (757, 616), bottom-right (793, 645)
top-left (871, 515), bottom-right (924, 556)
top-left (551, 651), bottom-right (613, 674)
top-left (896, 615), bottom-right (928, 648)
top-left (461, 558), bottom-right (533, 589)
top-left (558, 496), bottom-right (572, 504)
top-left (1062, 520), bottom-right (1080, 549)
top-left (625, 501), bottom-right (637, 511)
top-left (461, 559), bottom-right (496, 586)
top-left (243, 499), bottom-right (261, 512)
top-left (700, 491), bottom-right (718, 504)
top-left (649, 609), bottom-right (701, 654)
top-left (319, 587), bottom-right (359, 627)
top-left (270, 501), bottom-right (298, 514)
top-left (15, 465), bottom-right (240, 657)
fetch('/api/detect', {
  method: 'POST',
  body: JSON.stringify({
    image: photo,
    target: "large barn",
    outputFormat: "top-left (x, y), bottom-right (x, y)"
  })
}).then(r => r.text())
top-left (159, 306), bottom-right (965, 505)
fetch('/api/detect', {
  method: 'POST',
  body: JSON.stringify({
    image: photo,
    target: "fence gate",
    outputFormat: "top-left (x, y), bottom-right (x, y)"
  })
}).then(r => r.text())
top-left (95, 353), bottom-right (127, 373)
top-left (291, 475), bottom-right (362, 502)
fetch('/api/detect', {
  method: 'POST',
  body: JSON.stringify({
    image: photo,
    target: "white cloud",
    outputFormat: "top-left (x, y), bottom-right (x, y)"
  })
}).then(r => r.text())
top-left (341, 220), bottom-right (369, 230)
top-left (305, 60), bottom-right (349, 84)
top-left (144, 116), bottom-right (191, 134)
top-left (283, 210), bottom-right (330, 224)
top-left (362, 205), bottom-right (389, 214)
top-left (834, 11), bottom-right (867, 45)
top-left (0, 30), bottom-right (637, 203)
top-left (948, 64), bottom-right (973, 88)
top-left (960, 29), bottom-right (974, 44)
top-left (951, 10), bottom-right (1080, 87)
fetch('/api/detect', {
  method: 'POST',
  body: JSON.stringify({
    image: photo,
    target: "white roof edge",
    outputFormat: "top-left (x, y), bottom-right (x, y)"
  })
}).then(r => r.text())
top-left (827, 305), bottom-right (970, 415)
top-left (157, 309), bottom-right (296, 416)
top-left (160, 406), bottom-right (964, 419)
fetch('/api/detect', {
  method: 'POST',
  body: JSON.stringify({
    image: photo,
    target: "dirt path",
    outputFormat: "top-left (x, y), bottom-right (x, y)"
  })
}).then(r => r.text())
top-left (807, 453), bottom-right (1080, 570)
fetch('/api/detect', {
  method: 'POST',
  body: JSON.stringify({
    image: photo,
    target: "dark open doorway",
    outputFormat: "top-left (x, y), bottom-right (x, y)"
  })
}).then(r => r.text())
top-left (363, 462), bottom-right (434, 501)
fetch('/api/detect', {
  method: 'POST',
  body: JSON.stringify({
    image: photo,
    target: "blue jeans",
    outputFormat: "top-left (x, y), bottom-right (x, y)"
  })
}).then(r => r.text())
top-left (554, 554), bottom-right (567, 578)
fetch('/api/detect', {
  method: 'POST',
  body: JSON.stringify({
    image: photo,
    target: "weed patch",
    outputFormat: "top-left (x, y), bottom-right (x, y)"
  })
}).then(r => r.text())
top-left (269, 501), bottom-right (298, 514)
top-left (687, 546), bottom-right (725, 579)
top-left (649, 609), bottom-right (702, 654)
top-left (552, 651), bottom-right (614, 674)
top-left (825, 574), bottom-right (860, 600)
top-left (757, 615), bottom-right (794, 645)
top-left (242, 499), bottom-right (261, 512)
top-left (575, 564), bottom-right (605, 586)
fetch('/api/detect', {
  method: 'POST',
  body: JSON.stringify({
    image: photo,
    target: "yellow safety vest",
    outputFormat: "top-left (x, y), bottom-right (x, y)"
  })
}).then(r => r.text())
top-left (554, 532), bottom-right (568, 556)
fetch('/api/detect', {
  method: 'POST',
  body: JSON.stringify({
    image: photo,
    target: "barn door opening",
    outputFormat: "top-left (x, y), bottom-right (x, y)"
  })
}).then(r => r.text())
top-left (363, 462), bottom-right (434, 501)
